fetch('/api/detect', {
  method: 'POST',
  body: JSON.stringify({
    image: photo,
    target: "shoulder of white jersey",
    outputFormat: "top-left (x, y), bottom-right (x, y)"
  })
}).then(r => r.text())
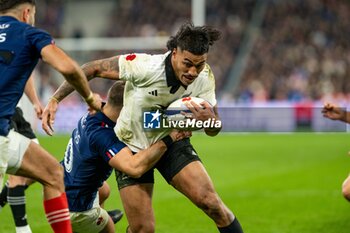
top-left (201, 63), bottom-right (215, 80)
top-left (118, 52), bottom-right (168, 84)
top-left (119, 52), bottom-right (167, 65)
top-left (193, 63), bottom-right (215, 84)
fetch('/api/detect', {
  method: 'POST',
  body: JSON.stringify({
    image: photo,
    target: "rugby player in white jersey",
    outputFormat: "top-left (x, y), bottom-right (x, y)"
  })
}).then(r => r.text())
top-left (42, 22), bottom-right (243, 233)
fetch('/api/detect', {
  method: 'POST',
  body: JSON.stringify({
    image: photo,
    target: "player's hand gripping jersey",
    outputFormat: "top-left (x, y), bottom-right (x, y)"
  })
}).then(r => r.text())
top-left (116, 52), bottom-right (217, 151)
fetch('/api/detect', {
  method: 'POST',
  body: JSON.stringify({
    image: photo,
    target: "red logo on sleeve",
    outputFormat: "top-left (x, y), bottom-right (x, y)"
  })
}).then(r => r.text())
top-left (126, 54), bottom-right (136, 61)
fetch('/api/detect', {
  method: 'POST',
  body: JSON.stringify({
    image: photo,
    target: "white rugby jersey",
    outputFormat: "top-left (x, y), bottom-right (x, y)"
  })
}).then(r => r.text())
top-left (116, 51), bottom-right (217, 151)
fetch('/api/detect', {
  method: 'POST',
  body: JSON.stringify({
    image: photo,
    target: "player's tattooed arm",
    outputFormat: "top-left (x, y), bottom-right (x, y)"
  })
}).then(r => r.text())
top-left (51, 56), bottom-right (120, 102)
top-left (82, 56), bottom-right (120, 80)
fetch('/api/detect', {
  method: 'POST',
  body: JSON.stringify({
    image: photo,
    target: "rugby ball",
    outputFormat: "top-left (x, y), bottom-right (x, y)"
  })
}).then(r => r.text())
top-left (164, 97), bottom-right (206, 126)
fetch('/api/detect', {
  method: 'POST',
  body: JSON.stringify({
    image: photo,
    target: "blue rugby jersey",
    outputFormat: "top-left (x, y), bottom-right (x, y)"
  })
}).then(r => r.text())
top-left (0, 16), bottom-right (53, 136)
top-left (62, 111), bottom-right (126, 212)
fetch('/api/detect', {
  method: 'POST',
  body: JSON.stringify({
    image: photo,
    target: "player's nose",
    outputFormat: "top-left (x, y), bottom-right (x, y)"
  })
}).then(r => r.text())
top-left (188, 67), bottom-right (198, 78)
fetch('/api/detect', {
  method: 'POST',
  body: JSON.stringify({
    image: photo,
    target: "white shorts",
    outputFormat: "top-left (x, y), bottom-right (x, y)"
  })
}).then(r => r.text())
top-left (70, 195), bottom-right (110, 233)
top-left (0, 130), bottom-right (30, 190)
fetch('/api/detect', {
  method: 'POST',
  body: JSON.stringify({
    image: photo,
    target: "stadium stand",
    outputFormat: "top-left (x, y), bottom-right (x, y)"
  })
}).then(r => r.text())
top-left (33, 0), bottom-right (350, 103)
top-left (33, 0), bottom-right (253, 102)
top-left (235, 0), bottom-right (350, 103)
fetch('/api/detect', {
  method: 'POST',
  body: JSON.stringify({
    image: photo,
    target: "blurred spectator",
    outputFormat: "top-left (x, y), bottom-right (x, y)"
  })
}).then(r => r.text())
top-left (36, 0), bottom-right (64, 38)
top-left (237, 0), bottom-right (350, 103)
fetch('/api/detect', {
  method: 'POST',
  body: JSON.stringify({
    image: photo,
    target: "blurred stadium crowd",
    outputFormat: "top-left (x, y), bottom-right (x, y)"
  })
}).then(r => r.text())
top-left (33, 0), bottom-right (350, 104)
top-left (239, 0), bottom-right (350, 104)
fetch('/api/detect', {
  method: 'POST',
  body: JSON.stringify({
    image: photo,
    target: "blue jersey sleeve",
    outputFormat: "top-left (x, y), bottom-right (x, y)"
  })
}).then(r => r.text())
top-left (89, 127), bottom-right (127, 164)
top-left (25, 27), bottom-right (53, 57)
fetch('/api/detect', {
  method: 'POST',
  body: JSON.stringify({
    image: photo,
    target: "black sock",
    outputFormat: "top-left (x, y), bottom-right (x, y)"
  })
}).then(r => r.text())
top-left (218, 218), bottom-right (243, 233)
top-left (8, 185), bottom-right (28, 227)
top-left (0, 182), bottom-right (9, 207)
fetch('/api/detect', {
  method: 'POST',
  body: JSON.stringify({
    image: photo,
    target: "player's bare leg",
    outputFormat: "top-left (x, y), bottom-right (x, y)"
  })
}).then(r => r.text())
top-left (171, 161), bottom-right (243, 233)
top-left (99, 181), bottom-right (123, 224)
top-left (14, 141), bottom-right (72, 233)
top-left (119, 184), bottom-right (154, 233)
top-left (100, 217), bottom-right (115, 233)
top-left (99, 181), bottom-right (111, 207)
top-left (342, 174), bottom-right (350, 201)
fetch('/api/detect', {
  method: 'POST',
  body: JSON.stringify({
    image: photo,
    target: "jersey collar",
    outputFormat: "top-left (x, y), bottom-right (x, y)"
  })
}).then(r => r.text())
top-left (95, 111), bottom-right (116, 128)
top-left (165, 52), bottom-right (187, 94)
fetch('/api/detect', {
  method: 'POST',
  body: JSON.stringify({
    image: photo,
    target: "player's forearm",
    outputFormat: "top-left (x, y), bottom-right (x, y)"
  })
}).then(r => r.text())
top-left (81, 56), bottom-right (120, 80)
top-left (331, 108), bottom-right (350, 123)
top-left (130, 141), bottom-right (168, 178)
top-left (205, 125), bottom-right (221, 136)
top-left (52, 57), bottom-right (120, 102)
top-left (51, 80), bottom-right (75, 102)
top-left (41, 45), bottom-right (92, 101)
top-left (24, 73), bottom-right (41, 106)
top-left (59, 67), bottom-right (92, 101)
top-left (51, 65), bottom-right (98, 102)
top-left (204, 106), bottom-right (222, 136)
top-left (341, 111), bottom-right (350, 124)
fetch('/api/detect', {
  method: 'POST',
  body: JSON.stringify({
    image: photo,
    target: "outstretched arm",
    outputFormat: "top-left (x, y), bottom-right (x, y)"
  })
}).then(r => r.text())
top-left (109, 131), bottom-right (190, 178)
top-left (322, 102), bottom-right (350, 123)
top-left (51, 56), bottom-right (120, 102)
top-left (41, 44), bottom-right (101, 110)
top-left (42, 55), bottom-right (120, 135)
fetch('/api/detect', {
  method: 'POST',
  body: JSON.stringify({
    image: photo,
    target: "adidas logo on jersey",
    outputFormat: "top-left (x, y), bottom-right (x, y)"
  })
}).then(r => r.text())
top-left (148, 90), bottom-right (158, 96)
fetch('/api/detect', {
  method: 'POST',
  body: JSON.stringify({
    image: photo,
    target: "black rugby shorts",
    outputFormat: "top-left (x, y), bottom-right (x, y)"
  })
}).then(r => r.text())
top-left (10, 107), bottom-right (36, 139)
top-left (115, 138), bottom-right (201, 189)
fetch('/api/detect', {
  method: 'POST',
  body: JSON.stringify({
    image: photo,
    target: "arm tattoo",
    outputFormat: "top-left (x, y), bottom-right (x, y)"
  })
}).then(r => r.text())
top-left (52, 81), bottom-right (75, 102)
top-left (53, 56), bottom-right (120, 102)
top-left (83, 56), bottom-right (120, 80)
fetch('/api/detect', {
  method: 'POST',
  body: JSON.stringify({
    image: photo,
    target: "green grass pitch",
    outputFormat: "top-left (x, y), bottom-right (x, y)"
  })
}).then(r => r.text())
top-left (1, 133), bottom-right (350, 233)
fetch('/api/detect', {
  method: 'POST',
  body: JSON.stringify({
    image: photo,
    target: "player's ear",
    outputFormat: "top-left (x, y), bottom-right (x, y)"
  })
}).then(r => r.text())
top-left (22, 7), bottom-right (30, 23)
top-left (172, 48), bottom-right (177, 56)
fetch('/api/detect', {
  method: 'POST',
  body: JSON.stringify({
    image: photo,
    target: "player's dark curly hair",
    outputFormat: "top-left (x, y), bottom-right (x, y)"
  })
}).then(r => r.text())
top-left (0, 0), bottom-right (35, 12)
top-left (166, 22), bottom-right (221, 55)
top-left (107, 81), bottom-right (125, 107)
